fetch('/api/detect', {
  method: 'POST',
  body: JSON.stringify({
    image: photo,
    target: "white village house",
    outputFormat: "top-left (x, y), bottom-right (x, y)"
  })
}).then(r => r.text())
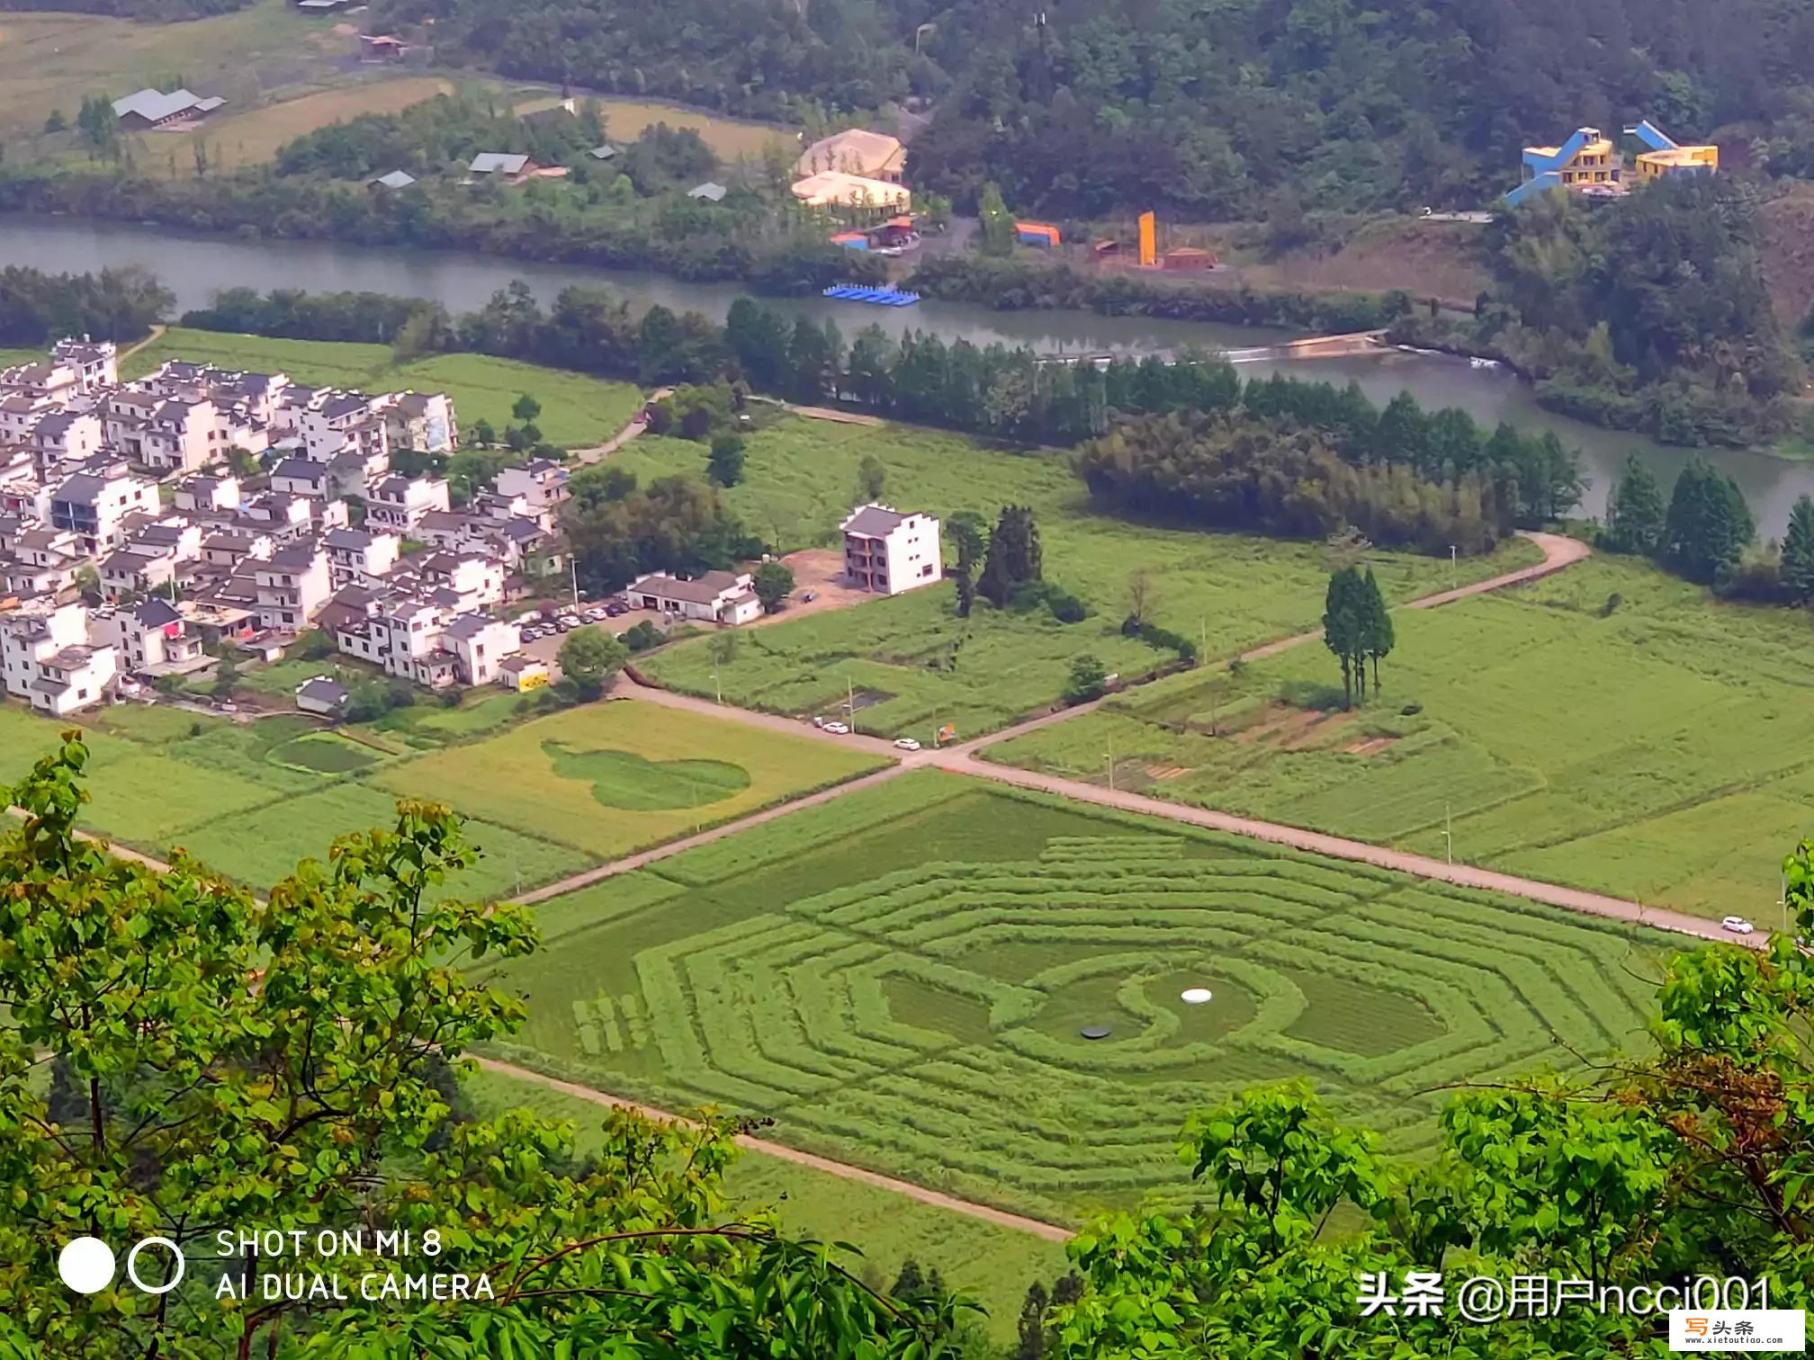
top-left (840, 503), bottom-right (942, 595)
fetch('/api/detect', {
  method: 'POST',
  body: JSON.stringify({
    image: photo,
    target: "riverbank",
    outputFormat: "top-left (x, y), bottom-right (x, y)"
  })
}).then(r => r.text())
top-left (5, 212), bottom-right (1814, 533)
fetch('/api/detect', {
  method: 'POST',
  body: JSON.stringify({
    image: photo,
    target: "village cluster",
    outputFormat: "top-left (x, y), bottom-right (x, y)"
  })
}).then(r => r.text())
top-left (0, 336), bottom-right (569, 717)
top-left (0, 337), bottom-right (947, 721)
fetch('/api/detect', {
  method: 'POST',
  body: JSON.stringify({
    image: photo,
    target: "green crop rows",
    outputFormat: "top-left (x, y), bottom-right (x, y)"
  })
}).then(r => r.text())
top-left (491, 774), bottom-right (1661, 1224)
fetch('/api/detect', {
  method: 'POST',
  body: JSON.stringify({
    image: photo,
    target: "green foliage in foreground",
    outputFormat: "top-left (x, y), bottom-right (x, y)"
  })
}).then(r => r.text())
top-left (0, 738), bottom-right (965, 1359)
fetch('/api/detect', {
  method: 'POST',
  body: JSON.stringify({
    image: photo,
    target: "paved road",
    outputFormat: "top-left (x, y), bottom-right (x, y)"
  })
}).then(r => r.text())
top-left (474, 1057), bottom-right (1072, 1242)
top-left (570, 387), bottom-right (672, 465)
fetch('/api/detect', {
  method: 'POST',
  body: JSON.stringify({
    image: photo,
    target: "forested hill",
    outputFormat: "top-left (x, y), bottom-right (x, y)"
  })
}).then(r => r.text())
top-left (368, 0), bottom-right (1814, 215)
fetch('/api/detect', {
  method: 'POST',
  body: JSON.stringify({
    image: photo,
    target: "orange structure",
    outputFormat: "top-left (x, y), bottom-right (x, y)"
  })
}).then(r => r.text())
top-left (1014, 220), bottom-right (1061, 248)
top-left (1161, 246), bottom-right (1217, 271)
top-left (1137, 211), bottom-right (1157, 267)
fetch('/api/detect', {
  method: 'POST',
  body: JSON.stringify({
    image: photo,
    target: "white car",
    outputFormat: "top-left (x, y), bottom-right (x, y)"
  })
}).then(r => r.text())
top-left (893, 737), bottom-right (921, 751)
top-left (558, 616), bottom-right (581, 631)
top-left (823, 721), bottom-right (850, 735)
top-left (585, 607), bottom-right (609, 622)
top-left (1721, 916), bottom-right (1756, 935)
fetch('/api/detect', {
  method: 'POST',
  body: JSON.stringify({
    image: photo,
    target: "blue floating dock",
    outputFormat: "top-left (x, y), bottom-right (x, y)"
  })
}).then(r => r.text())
top-left (822, 284), bottom-right (920, 307)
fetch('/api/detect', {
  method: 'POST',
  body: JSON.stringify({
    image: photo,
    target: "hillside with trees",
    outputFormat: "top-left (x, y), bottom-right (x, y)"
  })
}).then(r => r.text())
top-left (1399, 177), bottom-right (1807, 447)
top-left (365, 0), bottom-right (1814, 216)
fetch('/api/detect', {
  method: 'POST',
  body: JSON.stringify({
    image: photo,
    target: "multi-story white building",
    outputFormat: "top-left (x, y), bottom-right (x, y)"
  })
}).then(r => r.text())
top-left (49, 465), bottom-right (158, 555)
top-left (0, 600), bottom-right (114, 715)
top-left (414, 548), bottom-right (503, 609)
top-left (29, 410), bottom-right (106, 468)
top-left (492, 459), bottom-right (568, 525)
top-left (366, 474), bottom-right (451, 533)
top-left (91, 597), bottom-right (207, 674)
top-left (839, 503), bottom-right (942, 596)
top-left (335, 588), bottom-right (522, 690)
top-left (173, 474), bottom-right (241, 515)
top-left (252, 542), bottom-right (332, 634)
top-left (322, 526), bottom-right (401, 588)
top-left (377, 391), bottom-right (459, 454)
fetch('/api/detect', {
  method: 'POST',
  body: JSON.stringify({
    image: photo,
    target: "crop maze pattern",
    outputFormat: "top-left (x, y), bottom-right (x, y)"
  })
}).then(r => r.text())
top-left (609, 837), bottom-right (1658, 1213)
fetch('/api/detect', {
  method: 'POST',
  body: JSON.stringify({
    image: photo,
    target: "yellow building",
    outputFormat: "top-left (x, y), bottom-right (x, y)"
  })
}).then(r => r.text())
top-left (794, 129), bottom-right (907, 184)
top-left (1633, 144), bottom-right (1720, 181)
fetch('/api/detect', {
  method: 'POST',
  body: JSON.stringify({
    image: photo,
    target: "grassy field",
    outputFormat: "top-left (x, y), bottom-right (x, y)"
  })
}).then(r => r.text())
top-left (368, 700), bottom-right (884, 859)
top-left (622, 418), bottom-right (1542, 740)
top-left (122, 330), bottom-right (644, 448)
top-left (463, 1068), bottom-right (1068, 1343)
top-left (482, 771), bottom-right (1663, 1225)
top-left (1, 692), bottom-right (879, 897)
top-left (0, 0), bottom-right (340, 139)
top-left (154, 77), bottom-right (455, 176)
top-left (990, 554), bottom-right (1814, 920)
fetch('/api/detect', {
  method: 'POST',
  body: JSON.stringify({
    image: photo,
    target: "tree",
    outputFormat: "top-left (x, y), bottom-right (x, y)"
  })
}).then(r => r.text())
top-left (707, 433), bottom-right (746, 487)
top-left (707, 629), bottom-right (739, 670)
top-left (948, 510), bottom-right (988, 619)
top-left (1358, 567), bottom-right (1393, 691)
top-left (557, 626), bottom-right (628, 698)
top-left (1663, 456), bottom-right (1756, 584)
top-left (512, 392), bottom-right (543, 423)
top-left (75, 94), bottom-right (119, 161)
top-left (856, 454), bottom-right (887, 502)
top-left (1782, 495), bottom-right (1814, 604)
top-left (0, 741), bottom-right (970, 1357)
top-left (1125, 567), bottom-right (1157, 625)
top-left (1063, 653), bottom-right (1107, 705)
top-left (978, 182), bottom-right (1015, 256)
top-left (211, 651), bottom-right (241, 701)
top-left (1322, 566), bottom-right (1366, 708)
top-left (977, 505), bottom-right (1042, 608)
top-left (753, 560), bottom-right (794, 613)
top-left (472, 416), bottom-right (497, 448)
top-left (43, 109), bottom-right (67, 134)
top-left (1602, 454), bottom-right (1666, 555)
top-left (72, 563), bottom-right (100, 601)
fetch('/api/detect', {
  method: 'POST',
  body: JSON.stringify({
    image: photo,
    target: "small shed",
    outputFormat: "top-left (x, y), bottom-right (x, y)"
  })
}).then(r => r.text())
top-left (295, 676), bottom-right (350, 716)
top-left (687, 181), bottom-right (728, 202)
top-left (368, 169), bottom-right (417, 190)
top-left (1161, 246), bottom-right (1218, 272)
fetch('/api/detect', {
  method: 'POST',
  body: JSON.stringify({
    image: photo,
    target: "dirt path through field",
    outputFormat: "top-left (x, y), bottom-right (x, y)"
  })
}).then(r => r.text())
top-left (473, 1056), bottom-right (1074, 1242)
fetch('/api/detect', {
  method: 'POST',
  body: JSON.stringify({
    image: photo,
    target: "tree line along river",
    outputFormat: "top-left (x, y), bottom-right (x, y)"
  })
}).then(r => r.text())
top-left (5, 212), bottom-right (1812, 535)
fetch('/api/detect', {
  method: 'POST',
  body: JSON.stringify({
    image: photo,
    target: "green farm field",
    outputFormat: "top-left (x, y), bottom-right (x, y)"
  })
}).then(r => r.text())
top-left (1, 693), bottom-right (879, 897)
top-left (622, 418), bottom-right (1542, 740)
top-left (368, 700), bottom-right (884, 859)
top-left (463, 1068), bottom-right (1068, 1344)
top-left (990, 554), bottom-right (1814, 920)
top-left (483, 772), bottom-right (1663, 1225)
top-left (122, 330), bottom-right (643, 449)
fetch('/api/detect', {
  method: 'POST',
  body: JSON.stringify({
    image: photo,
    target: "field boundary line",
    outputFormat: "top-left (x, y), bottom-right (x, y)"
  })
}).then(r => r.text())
top-left (472, 1056), bottom-right (1073, 1243)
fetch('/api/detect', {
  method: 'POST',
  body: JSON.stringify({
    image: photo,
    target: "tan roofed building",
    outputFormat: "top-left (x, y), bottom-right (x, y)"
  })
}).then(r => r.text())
top-left (795, 129), bottom-right (906, 183)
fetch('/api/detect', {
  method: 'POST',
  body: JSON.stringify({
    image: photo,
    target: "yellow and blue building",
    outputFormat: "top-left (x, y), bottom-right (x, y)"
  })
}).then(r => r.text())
top-left (1504, 121), bottom-right (1717, 208)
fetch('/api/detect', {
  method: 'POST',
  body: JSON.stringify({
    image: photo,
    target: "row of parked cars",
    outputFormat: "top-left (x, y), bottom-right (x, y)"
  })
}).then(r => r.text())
top-left (519, 598), bottom-right (632, 642)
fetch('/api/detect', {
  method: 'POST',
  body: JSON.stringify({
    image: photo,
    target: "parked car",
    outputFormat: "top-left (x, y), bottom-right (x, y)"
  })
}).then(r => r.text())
top-left (1722, 916), bottom-right (1756, 935)
top-left (893, 737), bottom-right (921, 751)
top-left (811, 716), bottom-right (826, 728)
top-left (604, 602), bottom-right (629, 617)
top-left (557, 616), bottom-right (580, 632)
top-left (823, 721), bottom-right (850, 735)
top-left (584, 607), bottom-right (609, 622)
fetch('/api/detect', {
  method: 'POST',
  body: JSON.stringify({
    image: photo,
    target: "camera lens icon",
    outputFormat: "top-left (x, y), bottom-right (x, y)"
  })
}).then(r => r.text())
top-left (58, 1236), bottom-right (185, 1295)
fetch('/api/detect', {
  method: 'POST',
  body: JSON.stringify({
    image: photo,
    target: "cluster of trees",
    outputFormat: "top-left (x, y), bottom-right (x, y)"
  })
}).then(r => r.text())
top-left (0, 264), bottom-right (170, 346)
top-left (0, 153), bottom-right (871, 293)
top-left (13, 738), bottom-right (1814, 1357)
top-left (562, 463), bottom-right (762, 594)
top-left (350, 0), bottom-right (1814, 217)
top-left (1599, 452), bottom-right (1814, 606)
top-left (1322, 566), bottom-right (1395, 708)
top-left (1078, 410), bottom-right (1521, 556)
top-left (909, 255), bottom-right (1412, 335)
top-left (0, 0), bottom-right (249, 13)
top-left (1398, 181), bottom-right (1805, 448)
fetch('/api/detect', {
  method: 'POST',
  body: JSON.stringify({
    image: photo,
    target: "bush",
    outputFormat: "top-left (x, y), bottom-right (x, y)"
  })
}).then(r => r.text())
top-left (622, 620), bottom-right (662, 652)
top-left (1010, 580), bottom-right (1087, 624)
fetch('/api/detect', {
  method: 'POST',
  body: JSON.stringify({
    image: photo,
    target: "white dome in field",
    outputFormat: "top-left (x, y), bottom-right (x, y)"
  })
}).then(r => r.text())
top-left (1180, 988), bottom-right (1213, 1005)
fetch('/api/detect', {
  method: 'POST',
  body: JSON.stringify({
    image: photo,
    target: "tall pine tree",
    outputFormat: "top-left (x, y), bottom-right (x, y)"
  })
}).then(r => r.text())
top-left (1322, 567), bottom-right (1366, 708)
top-left (1782, 495), bottom-right (1814, 604)
top-left (1359, 567), bottom-right (1394, 691)
top-left (1663, 457), bottom-right (1755, 584)
top-left (978, 505), bottom-right (1042, 607)
top-left (1603, 454), bottom-right (1666, 555)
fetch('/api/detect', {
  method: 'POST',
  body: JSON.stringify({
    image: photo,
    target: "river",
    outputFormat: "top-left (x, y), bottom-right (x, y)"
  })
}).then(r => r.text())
top-left (7, 213), bottom-right (1812, 534)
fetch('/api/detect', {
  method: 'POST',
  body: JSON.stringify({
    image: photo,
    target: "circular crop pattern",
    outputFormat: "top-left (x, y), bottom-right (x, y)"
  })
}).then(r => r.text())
top-left (541, 741), bottom-right (752, 810)
top-left (572, 836), bottom-right (1656, 1219)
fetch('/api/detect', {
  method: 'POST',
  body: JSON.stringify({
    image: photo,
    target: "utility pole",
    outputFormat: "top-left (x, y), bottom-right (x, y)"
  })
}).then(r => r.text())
top-left (847, 676), bottom-right (855, 727)
top-left (1106, 736), bottom-right (1114, 792)
top-left (1443, 802), bottom-right (1453, 866)
top-left (570, 557), bottom-right (581, 611)
top-left (1449, 544), bottom-right (1457, 591)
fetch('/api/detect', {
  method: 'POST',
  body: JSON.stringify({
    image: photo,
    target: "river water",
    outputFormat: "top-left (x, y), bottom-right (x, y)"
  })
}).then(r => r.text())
top-left (7, 213), bottom-right (1812, 533)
